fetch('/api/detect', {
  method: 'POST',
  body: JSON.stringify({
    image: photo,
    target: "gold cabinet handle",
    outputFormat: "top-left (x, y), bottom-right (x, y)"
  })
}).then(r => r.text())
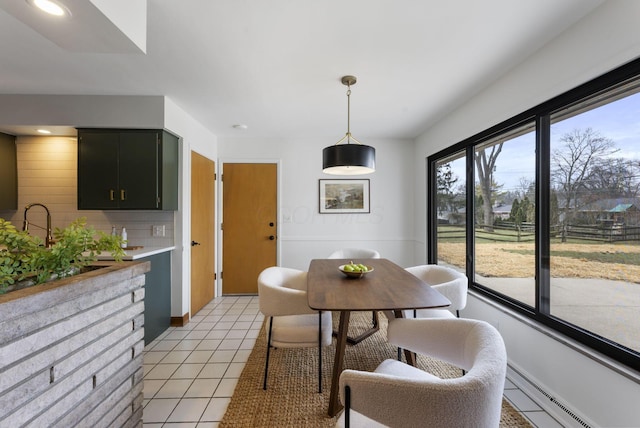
top-left (110, 190), bottom-right (115, 201)
top-left (120, 189), bottom-right (126, 201)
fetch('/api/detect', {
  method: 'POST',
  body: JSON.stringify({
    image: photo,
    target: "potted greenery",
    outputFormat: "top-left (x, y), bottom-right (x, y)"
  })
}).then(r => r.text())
top-left (0, 217), bottom-right (124, 294)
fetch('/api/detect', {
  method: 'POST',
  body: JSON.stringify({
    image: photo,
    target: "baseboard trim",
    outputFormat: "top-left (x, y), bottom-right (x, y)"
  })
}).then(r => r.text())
top-left (170, 313), bottom-right (189, 327)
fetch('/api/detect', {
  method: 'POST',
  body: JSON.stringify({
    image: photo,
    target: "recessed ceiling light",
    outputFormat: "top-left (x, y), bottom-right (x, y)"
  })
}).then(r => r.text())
top-left (27, 0), bottom-right (71, 17)
top-left (37, 129), bottom-right (52, 134)
top-left (232, 124), bottom-right (248, 130)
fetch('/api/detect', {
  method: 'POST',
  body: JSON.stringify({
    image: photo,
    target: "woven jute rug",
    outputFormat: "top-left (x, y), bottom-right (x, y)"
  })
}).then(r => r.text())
top-left (221, 312), bottom-right (532, 427)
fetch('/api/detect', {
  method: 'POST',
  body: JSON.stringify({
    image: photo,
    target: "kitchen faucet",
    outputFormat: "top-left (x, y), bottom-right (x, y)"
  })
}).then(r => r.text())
top-left (22, 203), bottom-right (54, 248)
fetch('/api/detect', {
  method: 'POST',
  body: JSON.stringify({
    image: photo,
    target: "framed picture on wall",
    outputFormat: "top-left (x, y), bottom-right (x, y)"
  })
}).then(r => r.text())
top-left (319, 179), bottom-right (370, 214)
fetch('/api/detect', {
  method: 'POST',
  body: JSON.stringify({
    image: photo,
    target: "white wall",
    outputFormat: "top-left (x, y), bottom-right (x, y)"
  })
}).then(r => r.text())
top-left (163, 97), bottom-right (218, 319)
top-left (414, 1), bottom-right (640, 426)
top-left (217, 136), bottom-right (416, 270)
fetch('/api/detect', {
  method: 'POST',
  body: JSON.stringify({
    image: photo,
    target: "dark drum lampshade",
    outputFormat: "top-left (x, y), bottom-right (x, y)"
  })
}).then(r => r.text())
top-left (322, 144), bottom-right (375, 175)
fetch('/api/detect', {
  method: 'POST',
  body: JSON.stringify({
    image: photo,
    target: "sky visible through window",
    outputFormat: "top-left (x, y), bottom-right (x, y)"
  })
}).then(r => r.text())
top-left (448, 92), bottom-right (640, 192)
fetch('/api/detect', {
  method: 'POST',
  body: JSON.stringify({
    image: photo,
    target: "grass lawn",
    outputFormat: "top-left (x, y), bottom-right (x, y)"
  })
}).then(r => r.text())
top-left (437, 240), bottom-right (640, 283)
top-left (505, 248), bottom-right (640, 265)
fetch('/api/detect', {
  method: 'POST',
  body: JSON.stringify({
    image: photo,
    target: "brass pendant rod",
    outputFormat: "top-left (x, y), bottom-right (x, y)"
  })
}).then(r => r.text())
top-left (334, 132), bottom-right (363, 146)
top-left (346, 84), bottom-right (351, 143)
top-left (333, 75), bottom-right (362, 146)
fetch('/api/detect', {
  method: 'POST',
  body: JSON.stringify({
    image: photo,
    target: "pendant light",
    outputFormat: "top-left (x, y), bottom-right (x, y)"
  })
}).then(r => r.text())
top-left (322, 75), bottom-right (375, 175)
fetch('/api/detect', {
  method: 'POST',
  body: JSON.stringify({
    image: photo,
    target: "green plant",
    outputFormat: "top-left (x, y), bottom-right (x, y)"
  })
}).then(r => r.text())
top-left (0, 217), bottom-right (125, 293)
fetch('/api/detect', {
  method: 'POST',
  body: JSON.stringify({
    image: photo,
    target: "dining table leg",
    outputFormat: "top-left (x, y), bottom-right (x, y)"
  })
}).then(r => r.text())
top-left (328, 310), bottom-right (351, 417)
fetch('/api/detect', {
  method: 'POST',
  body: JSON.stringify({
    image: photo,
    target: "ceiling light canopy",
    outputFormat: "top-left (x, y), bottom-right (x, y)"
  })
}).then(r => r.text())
top-left (322, 75), bottom-right (375, 175)
top-left (27, 0), bottom-right (71, 17)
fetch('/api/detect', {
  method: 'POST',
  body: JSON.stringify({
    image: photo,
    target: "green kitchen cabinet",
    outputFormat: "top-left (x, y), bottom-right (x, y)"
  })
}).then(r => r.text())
top-left (0, 132), bottom-right (17, 210)
top-left (77, 129), bottom-right (178, 210)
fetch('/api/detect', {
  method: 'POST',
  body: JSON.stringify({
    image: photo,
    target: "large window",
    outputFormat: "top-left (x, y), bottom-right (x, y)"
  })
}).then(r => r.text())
top-left (549, 85), bottom-right (640, 355)
top-left (428, 59), bottom-right (640, 369)
top-left (434, 152), bottom-right (466, 272)
top-left (473, 124), bottom-right (536, 307)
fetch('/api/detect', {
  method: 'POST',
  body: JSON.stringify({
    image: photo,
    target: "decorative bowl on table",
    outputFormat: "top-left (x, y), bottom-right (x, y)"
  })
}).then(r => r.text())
top-left (338, 264), bottom-right (374, 279)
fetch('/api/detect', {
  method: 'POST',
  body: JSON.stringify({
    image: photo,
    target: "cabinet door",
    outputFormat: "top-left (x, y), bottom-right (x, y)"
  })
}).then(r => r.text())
top-left (119, 131), bottom-right (159, 209)
top-left (78, 131), bottom-right (119, 209)
top-left (160, 131), bottom-right (179, 210)
top-left (0, 133), bottom-right (17, 210)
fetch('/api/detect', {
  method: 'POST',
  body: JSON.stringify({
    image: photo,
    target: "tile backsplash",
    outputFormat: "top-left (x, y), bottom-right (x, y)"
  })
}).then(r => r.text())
top-left (0, 135), bottom-right (174, 248)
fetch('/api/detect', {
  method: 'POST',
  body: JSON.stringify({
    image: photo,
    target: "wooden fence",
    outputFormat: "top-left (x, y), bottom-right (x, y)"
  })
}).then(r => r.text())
top-left (438, 222), bottom-right (640, 244)
top-left (563, 224), bottom-right (640, 243)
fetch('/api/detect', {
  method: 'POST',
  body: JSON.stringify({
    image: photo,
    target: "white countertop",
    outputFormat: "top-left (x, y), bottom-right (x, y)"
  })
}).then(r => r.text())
top-left (93, 246), bottom-right (176, 261)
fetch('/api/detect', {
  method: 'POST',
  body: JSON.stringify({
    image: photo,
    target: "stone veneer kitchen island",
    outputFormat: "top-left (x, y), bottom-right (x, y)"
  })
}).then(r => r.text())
top-left (0, 261), bottom-right (149, 427)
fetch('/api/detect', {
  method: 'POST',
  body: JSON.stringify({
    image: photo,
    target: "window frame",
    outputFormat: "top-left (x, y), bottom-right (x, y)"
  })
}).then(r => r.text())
top-left (427, 57), bottom-right (640, 371)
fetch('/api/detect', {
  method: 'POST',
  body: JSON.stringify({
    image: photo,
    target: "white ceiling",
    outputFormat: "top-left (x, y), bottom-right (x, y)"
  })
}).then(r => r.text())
top-left (0, 0), bottom-right (605, 139)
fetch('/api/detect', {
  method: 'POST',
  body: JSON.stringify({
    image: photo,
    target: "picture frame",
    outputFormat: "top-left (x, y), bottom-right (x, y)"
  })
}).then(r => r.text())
top-left (319, 179), bottom-right (370, 214)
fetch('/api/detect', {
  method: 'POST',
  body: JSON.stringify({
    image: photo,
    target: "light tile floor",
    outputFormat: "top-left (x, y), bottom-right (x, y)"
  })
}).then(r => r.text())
top-left (142, 295), bottom-right (564, 427)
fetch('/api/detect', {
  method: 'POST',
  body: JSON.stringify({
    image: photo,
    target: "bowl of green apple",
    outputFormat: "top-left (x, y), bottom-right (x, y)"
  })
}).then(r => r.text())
top-left (339, 261), bottom-right (374, 279)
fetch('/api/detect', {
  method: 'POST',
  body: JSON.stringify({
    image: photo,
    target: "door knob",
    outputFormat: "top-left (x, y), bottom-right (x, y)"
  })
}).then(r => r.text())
top-left (269, 235), bottom-right (275, 240)
top-left (191, 240), bottom-right (201, 246)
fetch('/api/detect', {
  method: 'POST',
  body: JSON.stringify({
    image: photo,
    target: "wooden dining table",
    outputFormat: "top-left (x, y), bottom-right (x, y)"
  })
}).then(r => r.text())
top-left (307, 258), bottom-right (451, 417)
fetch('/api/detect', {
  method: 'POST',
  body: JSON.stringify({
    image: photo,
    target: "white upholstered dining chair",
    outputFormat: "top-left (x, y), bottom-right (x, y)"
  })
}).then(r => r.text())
top-left (257, 266), bottom-right (332, 392)
top-left (407, 264), bottom-right (468, 318)
top-left (336, 318), bottom-right (507, 428)
top-left (327, 248), bottom-right (381, 260)
top-left (384, 264), bottom-right (468, 321)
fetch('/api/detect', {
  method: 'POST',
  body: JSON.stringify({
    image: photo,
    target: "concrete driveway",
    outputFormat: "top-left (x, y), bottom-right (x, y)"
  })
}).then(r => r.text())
top-left (477, 276), bottom-right (640, 352)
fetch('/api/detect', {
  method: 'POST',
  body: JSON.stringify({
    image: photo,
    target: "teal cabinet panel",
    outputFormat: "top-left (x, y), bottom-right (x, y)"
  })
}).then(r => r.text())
top-left (161, 131), bottom-right (179, 211)
top-left (140, 251), bottom-right (172, 344)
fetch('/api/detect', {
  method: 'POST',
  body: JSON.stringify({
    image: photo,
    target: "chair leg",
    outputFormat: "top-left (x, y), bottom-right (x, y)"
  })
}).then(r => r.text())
top-left (263, 316), bottom-right (274, 390)
top-left (318, 311), bottom-right (322, 393)
top-left (345, 385), bottom-right (351, 428)
top-left (456, 309), bottom-right (466, 374)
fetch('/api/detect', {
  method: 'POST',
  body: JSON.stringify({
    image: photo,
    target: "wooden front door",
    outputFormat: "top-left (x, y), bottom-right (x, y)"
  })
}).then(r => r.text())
top-left (191, 151), bottom-right (216, 316)
top-left (222, 163), bottom-right (277, 294)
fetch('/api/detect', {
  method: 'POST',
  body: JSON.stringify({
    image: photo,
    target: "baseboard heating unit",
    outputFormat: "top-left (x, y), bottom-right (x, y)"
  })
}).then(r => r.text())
top-left (507, 364), bottom-right (595, 428)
